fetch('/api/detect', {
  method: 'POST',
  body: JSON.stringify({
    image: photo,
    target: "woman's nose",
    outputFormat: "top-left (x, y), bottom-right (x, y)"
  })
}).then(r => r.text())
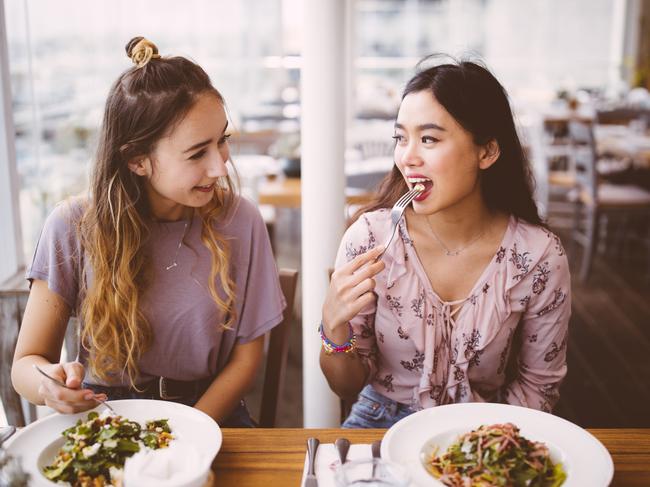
top-left (397, 142), bottom-right (422, 167)
top-left (206, 152), bottom-right (228, 178)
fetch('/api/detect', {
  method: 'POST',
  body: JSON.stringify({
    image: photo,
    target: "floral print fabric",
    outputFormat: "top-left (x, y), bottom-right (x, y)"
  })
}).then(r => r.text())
top-left (335, 210), bottom-right (571, 412)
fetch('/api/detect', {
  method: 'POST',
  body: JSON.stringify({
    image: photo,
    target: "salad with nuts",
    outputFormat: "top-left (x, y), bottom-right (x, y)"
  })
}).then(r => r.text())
top-left (424, 423), bottom-right (566, 487)
top-left (42, 411), bottom-right (173, 486)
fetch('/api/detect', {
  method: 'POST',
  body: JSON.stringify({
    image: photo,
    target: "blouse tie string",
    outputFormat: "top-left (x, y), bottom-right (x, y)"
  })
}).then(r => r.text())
top-left (416, 297), bottom-right (465, 409)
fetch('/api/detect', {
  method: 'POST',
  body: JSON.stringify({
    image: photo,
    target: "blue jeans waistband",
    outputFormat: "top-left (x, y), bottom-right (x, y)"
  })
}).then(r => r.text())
top-left (342, 384), bottom-right (416, 429)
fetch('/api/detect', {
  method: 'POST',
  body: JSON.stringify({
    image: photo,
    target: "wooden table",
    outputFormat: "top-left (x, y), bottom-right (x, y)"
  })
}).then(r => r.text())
top-left (213, 428), bottom-right (650, 486)
top-left (258, 178), bottom-right (375, 208)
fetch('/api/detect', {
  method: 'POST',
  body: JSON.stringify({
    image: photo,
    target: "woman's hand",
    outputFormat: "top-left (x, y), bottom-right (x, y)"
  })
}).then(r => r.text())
top-left (37, 361), bottom-right (106, 414)
top-left (322, 246), bottom-right (385, 337)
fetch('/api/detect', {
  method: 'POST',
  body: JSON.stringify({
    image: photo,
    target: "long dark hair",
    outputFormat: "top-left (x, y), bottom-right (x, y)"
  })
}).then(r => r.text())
top-left (354, 55), bottom-right (543, 227)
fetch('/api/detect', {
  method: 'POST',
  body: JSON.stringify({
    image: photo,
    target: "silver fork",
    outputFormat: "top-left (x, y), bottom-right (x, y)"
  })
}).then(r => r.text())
top-left (377, 186), bottom-right (423, 259)
top-left (33, 364), bottom-right (117, 415)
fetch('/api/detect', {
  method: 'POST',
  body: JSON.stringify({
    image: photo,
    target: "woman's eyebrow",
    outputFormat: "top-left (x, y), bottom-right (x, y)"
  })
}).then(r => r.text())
top-left (394, 122), bottom-right (446, 131)
top-left (183, 121), bottom-right (230, 153)
top-left (184, 138), bottom-right (211, 153)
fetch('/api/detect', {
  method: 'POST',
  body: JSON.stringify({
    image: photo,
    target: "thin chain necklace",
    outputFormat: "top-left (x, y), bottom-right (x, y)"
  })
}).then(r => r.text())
top-left (165, 222), bottom-right (189, 271)
top-left (425, 217), bottom-right (488, 257)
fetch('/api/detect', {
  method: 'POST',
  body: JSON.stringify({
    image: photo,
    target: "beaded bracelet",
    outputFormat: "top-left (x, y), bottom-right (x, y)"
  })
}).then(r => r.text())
top-left (319, 321), bottom-right (357, 355)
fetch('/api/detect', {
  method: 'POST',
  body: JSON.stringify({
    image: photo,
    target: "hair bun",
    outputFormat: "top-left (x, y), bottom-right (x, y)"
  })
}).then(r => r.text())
top-left (125, 36), bottom-right (160, 69)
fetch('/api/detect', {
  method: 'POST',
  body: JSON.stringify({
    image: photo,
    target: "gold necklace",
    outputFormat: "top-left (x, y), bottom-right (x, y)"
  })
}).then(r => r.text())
top-left (425, 217), bottom-right (487, 257)
top-left (165, 222), bottom-right (189, 271)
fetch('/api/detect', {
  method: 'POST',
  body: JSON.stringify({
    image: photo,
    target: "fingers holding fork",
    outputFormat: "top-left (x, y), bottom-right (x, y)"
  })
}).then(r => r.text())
top-left (33, 363), bottom-right (115, 415)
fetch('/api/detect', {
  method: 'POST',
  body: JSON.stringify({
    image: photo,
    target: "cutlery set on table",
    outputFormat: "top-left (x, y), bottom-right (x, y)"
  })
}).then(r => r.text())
top-left (303, 437), bottom-right (401, 487)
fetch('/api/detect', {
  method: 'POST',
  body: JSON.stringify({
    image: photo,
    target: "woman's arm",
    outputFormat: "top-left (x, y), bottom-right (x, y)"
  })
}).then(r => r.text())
top-left (502, 250), bottom-right (571, 411)
top-left (194, 335), bottom-right (264, 422)
top-left (320, 245), bottom-right (385, 401)
top-left (11, 279), bottom-right (101, 413)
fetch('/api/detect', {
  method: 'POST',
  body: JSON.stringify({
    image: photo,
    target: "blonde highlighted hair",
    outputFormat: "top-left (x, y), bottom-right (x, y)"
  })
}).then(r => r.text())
top-left (78, 37), bottom-right (237, 386)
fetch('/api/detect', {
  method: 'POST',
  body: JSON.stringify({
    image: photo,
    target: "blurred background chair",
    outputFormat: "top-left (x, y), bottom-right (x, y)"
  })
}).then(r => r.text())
top-left (541, 116), bottom-right (580, 230)
top-left (568, 120), bottom-right (650, 282)
top-left (0, 272), bottom-right (77, 427)
top-left (259, 268), bottom-right (298, 427)
top-left (0, 273), bottom-right (31, 427)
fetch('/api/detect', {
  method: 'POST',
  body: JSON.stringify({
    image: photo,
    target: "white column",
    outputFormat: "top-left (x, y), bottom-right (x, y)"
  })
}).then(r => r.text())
top-left (301, 0), bottom-right (346, 427)
top-left (619, 0), bottom-right (641, 86)
top-left (344, 0), bottom-right (355, 130)
top-left (0, 0), bottom-right (24, 283)
top-left (608, 0), bottom-right (629, 90)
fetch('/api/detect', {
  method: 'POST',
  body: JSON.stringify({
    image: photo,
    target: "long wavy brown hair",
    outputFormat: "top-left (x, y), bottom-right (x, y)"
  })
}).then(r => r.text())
top-left (78, 37), bottom-right (237, 386)
top-left (353, 56), bottom-right (543, 227)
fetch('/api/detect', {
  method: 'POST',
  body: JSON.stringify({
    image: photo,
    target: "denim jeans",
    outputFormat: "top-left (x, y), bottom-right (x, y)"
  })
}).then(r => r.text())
top-left (342, 384), bottom-right (416, 429)
top-left (83, 382), bottom-right (255, 428)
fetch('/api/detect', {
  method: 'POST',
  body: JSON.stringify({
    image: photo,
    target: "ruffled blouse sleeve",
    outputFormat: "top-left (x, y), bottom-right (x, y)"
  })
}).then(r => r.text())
top-left (333, 213), bottom-right (381, 383)
top-left (502, 232), bottom-right (571, 411)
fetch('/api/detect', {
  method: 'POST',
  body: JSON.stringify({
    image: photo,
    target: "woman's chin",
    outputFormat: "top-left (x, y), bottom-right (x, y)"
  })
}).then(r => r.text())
top-left (411, 198), bottom-right (436, 214)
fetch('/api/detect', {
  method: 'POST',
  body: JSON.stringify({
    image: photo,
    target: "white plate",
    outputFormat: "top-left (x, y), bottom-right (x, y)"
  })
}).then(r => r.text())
top-left (381, 402), bottom-right (613, 487)
top-left (4, 399), bottom-right (222, 487)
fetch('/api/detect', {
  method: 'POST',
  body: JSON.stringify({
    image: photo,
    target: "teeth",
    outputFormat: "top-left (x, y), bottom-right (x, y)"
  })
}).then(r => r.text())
top-left (407, 177), bottom-right (430, 183)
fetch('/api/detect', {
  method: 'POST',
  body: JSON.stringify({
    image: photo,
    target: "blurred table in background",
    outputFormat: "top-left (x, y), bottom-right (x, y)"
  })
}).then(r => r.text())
top-left (595, 125), bottom-right (650, 169)
top-left (257, 177), bottom-right (375, 209)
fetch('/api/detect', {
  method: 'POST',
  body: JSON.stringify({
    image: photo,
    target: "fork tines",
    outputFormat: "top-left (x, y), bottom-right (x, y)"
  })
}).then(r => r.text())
top-left (396, 187), bottom-right (421, 207)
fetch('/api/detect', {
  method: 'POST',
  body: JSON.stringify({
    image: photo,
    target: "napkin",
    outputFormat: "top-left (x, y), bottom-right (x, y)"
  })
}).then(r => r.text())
top-left (300, 443), bottom-right (372, 487)
top-left (123, 441), bottom-right (210, 487)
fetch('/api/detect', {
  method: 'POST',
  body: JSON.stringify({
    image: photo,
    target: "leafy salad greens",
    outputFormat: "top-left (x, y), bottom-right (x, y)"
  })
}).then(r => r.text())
top-left (424, 422), bottom-right (566, 487)
top-left (42, 411), bottom-right (173, 486)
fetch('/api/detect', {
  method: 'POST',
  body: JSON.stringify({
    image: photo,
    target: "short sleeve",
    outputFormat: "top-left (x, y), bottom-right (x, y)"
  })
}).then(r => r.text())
top-left (26, 200), bottom-right (83, 311)
top-left (235, 203), bottom-right (286, 343)
top-left (334, 214), bottom-right (379, 382)
top-left (503, 239), bottom-right (571, 412)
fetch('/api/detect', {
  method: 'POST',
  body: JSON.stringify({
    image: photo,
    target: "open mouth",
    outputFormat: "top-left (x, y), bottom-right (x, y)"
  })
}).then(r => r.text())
top-left (194, 183), bottom-right (215, 193)
top-left (407, 176), bottom-right (433, 201)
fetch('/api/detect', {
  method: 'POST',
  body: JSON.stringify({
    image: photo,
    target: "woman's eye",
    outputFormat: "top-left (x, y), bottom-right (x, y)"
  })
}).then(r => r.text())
top-left (218, 134), bottom-right (232, 146)
top-left (392, 134), bottom-right (405, 143)
top-left (189, 149), bottom-right (207, 160)
top-left (422, 136), bottom-right (439, 144)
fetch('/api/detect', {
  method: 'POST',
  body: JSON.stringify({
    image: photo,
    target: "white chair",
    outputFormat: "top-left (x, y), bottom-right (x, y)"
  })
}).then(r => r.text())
top-left (568, 121), bottom-right (650, 282)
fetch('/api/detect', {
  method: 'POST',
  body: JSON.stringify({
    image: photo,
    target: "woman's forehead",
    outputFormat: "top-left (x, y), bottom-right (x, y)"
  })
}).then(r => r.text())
top-left (159, 94), bottom-right (227, 149)
top-left (397, 91), bottom-right (455, 130)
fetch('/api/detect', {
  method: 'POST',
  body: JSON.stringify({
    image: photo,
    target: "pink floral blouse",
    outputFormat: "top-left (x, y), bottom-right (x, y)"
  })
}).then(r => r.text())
top-left (335, 210), bottom-right (571, 413)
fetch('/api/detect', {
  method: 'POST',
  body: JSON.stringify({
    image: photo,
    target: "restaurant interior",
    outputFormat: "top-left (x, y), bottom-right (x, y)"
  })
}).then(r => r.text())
top-left (0, 0), bottom-right (649, 485)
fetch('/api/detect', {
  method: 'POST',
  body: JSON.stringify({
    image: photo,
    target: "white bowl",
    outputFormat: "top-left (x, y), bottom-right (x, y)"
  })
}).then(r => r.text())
top-left (4, 399), bottom-right (222, 487)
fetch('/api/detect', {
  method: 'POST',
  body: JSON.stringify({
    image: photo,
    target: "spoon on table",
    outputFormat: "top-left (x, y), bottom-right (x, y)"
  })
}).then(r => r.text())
top-left (0, 426), bottom-right (16, 447)
top-left (305, 437), bottom-right (320, 487)
top-left (335, 437), bottom-right (351, 465)
top-left (33, 364), bottom-right (117, 415)
top-left (371, 439), bottom-right (382, 476)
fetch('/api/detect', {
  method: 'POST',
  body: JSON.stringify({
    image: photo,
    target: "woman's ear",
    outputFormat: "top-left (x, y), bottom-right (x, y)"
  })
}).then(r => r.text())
top-left (127, 157), bottom-right (150, 176)
top-left (478, 139), bottom-right (500, 170)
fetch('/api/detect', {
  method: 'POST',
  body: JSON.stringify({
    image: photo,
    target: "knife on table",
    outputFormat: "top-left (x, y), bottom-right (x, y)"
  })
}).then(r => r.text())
top-left (305, 437), bottom-right (320, 487)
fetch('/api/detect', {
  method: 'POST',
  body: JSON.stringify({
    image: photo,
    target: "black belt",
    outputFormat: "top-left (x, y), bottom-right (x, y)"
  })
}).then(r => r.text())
top-left (141, 376), bottom-right (213, 400)
top-left (86, 376), bottom-right (214, 401)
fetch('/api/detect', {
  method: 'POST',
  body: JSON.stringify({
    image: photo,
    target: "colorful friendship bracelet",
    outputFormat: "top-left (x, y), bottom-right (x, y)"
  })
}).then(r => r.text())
top-left (319, 321), bottom-right (357, 355)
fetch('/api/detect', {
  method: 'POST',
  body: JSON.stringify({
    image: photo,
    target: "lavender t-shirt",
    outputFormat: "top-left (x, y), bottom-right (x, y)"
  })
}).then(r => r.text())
top-left (27, 196), bottom-right (286, 386)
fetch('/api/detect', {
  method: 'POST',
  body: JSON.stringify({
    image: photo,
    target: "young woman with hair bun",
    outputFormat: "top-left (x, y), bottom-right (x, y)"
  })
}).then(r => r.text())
top-left (11, 37), bottom-right (285, 427)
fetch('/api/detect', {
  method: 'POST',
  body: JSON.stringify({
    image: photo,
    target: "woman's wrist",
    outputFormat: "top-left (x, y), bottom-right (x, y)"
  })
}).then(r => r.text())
top-left (319, 321), bottom-right (357, 355)
top-left (321, 318), bottom-right (348, 341)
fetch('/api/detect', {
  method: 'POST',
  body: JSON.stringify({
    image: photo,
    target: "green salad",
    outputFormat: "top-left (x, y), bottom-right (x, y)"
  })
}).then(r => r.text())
top-left (425, 423), bottom-right (566, 487)
top-left (42, 411), bottom-right (173, 487)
